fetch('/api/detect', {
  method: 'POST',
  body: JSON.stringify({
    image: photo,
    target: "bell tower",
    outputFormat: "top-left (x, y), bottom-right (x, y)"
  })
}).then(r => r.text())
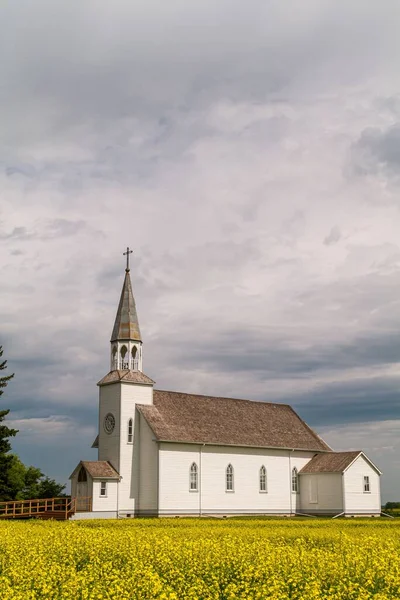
top-left (110, 247), bottom-right (143, 372)
top-left (97, 248), bottom-right (154, 515)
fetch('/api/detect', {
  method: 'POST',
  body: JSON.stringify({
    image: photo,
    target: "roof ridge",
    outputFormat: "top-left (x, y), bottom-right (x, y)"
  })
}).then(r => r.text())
top-left (154, 389), bottom-right (292, 408)
top-left (328, 450), bottom-right (361, 455)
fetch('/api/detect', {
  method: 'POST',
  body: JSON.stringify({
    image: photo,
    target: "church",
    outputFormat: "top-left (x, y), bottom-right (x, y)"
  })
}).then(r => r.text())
top-left (70, 252), bottom-right (382, 518)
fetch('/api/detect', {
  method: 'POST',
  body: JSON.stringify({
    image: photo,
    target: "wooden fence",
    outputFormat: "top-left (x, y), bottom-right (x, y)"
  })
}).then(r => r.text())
top-left (0, 496), bottom-right (91, 520)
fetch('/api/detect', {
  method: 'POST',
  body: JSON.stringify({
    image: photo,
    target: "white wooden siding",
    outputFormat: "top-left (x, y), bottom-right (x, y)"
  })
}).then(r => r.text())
top-left (138, 414), bottom-right (158, 515)
top-left (343, 455), bottom-right (381, 514)
top-left (91, 480), bottom-right (118, 512)
top-left (98, 384), bottom-right (121, 471)
top-left (70, 511), bottom-right (117, 520)
top-left (159, 444), bottom-right (201, 514)
top-left (97, 381), bottom-right (153, 513)
top-left (158, 444), bottom-right (315, 515)
top-left (117, 383), bottom-right (153, 512)
top-left (299, 473), bottom-right (343, 514)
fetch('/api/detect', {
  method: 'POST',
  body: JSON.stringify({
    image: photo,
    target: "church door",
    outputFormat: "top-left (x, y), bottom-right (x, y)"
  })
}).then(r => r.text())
top-left (76, 466), bottom-right (90, 511)
top-left (309, 477), bottom-right (318, 504)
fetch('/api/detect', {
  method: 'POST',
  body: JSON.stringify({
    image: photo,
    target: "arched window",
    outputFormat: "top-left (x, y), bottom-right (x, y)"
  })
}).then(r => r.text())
top-left (291, 467), bottom-right (299, 493)
top-left (259, 465), bottom-right (267, 492)
top-left (120, 345), bottom-right (128, 369)
top-left (128, 418), bottom-right (133, 443)
top-left (78, 466), bottom-right (87, 483)
top-left (189, 462), bottom-right (198, 491)
top-left (112, 345), bottom-right (117, 369)
top-left (226, 464), bottom-right (234, 492)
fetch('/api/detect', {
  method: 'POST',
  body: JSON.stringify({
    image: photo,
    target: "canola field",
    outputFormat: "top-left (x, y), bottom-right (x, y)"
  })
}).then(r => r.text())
top-left (0, 518), bottom-right (400, 600)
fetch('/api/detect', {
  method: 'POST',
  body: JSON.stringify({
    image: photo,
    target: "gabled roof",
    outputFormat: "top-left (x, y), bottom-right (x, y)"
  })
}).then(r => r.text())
top-left (299, 451), bottom-right (381, 474)
top-left (70, 460), bottom-right (120, 480)
top-left (91, 435), bottom-right (99, 449)
top-left (137, 390), bottom-right (332, 452)
top-left (98, 370), bottom-right (155, 386)
top-left (111, 270), bottom-right (141, 342)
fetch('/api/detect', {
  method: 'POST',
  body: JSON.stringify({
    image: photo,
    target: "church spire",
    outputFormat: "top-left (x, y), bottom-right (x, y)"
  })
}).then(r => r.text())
top-left (110, 249), bottom-right (143, 371)
top-left (111, 269), bottom-right (142, 344)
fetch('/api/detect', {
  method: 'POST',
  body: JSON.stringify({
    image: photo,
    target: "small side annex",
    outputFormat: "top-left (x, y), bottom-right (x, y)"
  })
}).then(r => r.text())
top-left (299, 451), bottom-right (382, 516)
top-left (70, 461), bottom-right (120, 519)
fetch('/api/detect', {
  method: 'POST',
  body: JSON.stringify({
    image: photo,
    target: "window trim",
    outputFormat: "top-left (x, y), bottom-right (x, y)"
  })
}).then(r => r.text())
top-left (189, 462), bottom-right (198, 493)
top-left (127, 418), bottom-right (133, 444)
top-left (259, 465), bottom-right (267, 493)
top-left (363, 475), bottom-right (371, 493)
top-left (100, 481), bottom-right (107, 498)
top-left (226, 464), bottom-right (234, 493)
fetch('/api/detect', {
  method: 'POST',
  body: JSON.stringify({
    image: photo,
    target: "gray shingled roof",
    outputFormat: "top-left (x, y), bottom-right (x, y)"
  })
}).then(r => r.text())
top-left (81, 461), bottom-right (120, 479)
top-left (111, 270), bottom-right (141, 342)
top-left (299, 451), bottom-right (361, 473)
top-left (137, 390), bottom-right (332, 451)
top-left (98, 370), bottom-right (155, 386)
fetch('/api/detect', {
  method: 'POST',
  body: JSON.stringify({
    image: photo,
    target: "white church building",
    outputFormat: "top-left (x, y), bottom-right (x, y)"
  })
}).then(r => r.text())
top-left (70, 254), bottom-right (382, 518)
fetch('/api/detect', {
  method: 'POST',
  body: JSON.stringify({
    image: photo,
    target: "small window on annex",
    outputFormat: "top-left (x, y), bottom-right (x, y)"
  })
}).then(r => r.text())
top-left (259, 465), bottom-right (267, 492)
top-left (291, 467), bottom-right (299, 493)
top-left (363, 475), bottom-right (370, 493)
top-left (189, 462), bottom-right (198, 491)
top-left (100, 481), bottom-right (107, 497)
top-left (226, 464), bottom-right (234, 492)
top-left (128, 418), bottom-right (133, 443)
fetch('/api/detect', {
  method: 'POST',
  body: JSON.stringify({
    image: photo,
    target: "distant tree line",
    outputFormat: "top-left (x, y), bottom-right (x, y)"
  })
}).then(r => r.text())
top-left (384, 502), bottom-right (400, 510)
top-left (0, 345), bottom-right (65, 502)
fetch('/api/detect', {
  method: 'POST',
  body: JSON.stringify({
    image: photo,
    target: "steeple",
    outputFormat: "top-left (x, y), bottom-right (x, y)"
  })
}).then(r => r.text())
top-left (110, 248), bottom-right (143, 372)
top-left (111, 270), bottom-right (141, 343)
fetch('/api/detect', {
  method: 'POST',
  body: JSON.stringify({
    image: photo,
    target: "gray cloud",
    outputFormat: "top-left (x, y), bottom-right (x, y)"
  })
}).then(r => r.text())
top-left (1, 1), bottom-right (398, 152)
top-left (174, 330), bottom-right (400, 378)
top-left (291, 378), bottom-right (400, 427)
top-left (0, 226), bottom-right (35, 240)
top-left (5, 164), bottom-right (36, 178)
top-left (350, 123), bottom-right (400, 178)
top-left (46, 219), bottom-right (87, 237)
top-left (324, 225), bottom-right (342, 246)
top-left (0, 220), bottom-right (88, 242)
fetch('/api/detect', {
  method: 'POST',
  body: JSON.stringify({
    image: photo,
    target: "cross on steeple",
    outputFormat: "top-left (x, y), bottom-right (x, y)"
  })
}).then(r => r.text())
top-left (123, 247), bottom-right (133, 272)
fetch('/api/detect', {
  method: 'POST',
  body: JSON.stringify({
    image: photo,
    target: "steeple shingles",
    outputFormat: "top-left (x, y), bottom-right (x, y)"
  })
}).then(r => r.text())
top-left (111, 270), bottom-right (142, 342)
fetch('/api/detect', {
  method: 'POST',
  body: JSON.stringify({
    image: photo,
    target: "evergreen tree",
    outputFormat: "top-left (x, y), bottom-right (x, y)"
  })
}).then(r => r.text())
top-left (0, 346), bottom-right (18, 500)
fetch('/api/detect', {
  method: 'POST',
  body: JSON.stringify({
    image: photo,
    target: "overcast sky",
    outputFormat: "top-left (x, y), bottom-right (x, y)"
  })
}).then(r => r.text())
top-left (1, 0), bottom-right (400, 502)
